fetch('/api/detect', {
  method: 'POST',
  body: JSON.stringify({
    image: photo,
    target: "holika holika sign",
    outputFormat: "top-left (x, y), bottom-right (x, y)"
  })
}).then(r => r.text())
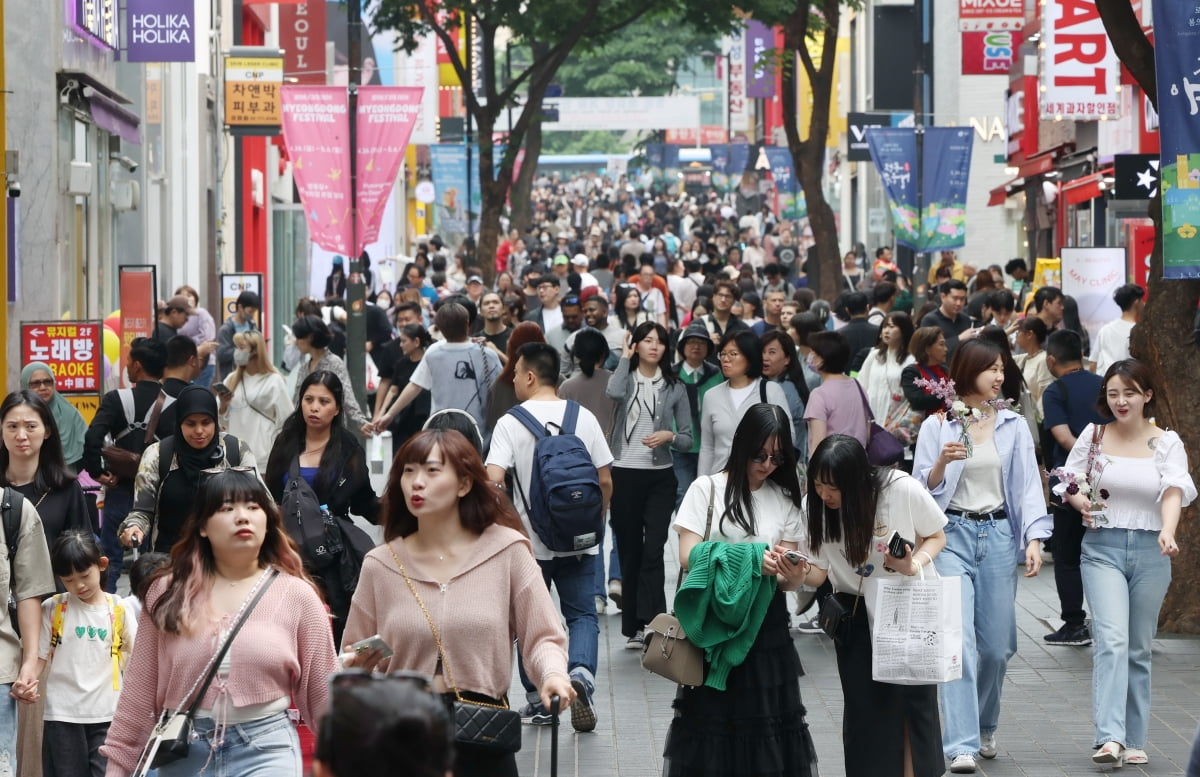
top-left (125, 0), bottom-right (195, 62)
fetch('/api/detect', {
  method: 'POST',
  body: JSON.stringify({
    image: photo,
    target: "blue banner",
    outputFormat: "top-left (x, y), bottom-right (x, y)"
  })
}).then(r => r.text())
top-left (429, 144), bottom-right (479, 243)
top-left (920, 127), bottom-right (973, 252)
top-left (1153, 0), bottom-right (1200, 278)
top-left (867, 127), bottom-right (973, 252)
top-left (711, 145), bottom-right (732, 192)
top-left (764, 146), bottom-right (805, 219)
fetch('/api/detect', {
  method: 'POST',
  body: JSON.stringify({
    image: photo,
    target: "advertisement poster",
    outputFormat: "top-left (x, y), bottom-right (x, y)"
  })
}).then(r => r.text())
top-left (280, 86), bottom-right (353, 255)
top-left (125, 0), bottom-right (195, 62)
top-left (764, 146), bottom-right (805, 219)
top-left (355, 86), bottom-right (423, 254)
top-left (1060, 247), bottom-right (1126, 346)
top-left (961, 31), bottom-right (1023, 75)
top-left (221, 273), bottom-right (264, 332)
top-left (225, 54), bottom-right (284, 128)
top-left (21, 321), bottom-right (102, 396)
top-left (429, 144), bottom-right (474, 245)
top-left (1152, 0), bottom-right (1200, 278)
top-left (118, 266), bottom-right (156, 387)
top-left (1041, 0), bottom-right (1120, 120)
top-left (866, 130), bottom-right (919, 248)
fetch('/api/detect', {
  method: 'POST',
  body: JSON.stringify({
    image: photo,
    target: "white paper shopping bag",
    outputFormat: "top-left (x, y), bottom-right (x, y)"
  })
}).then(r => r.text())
top-left (865, 569), bottom-right (963, 685)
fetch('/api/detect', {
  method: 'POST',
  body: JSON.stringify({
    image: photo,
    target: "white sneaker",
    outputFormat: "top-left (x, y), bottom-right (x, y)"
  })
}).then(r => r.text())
top-left (979, 732), bottom-right (997, 759)
top-left (949, 754), bottom-right (977, 773)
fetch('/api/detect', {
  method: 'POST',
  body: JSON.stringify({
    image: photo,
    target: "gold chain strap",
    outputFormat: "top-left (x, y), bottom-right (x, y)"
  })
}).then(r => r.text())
top-left (386, 542), bottom-right (506, 710)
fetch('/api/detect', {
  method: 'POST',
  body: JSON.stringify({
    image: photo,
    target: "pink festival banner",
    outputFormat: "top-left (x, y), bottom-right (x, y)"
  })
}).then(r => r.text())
top-left (281, 86), bottom-right (353, 255)
top-left (355, 86), bottom-right (424, 254)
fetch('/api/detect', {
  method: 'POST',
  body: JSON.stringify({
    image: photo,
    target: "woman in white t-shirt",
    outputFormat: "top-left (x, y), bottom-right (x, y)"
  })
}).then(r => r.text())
top-left (1060, 359), bottom-right (1196, 767)
top-left (664, 404), bottom-right (815, 777)
top-left (795, 434), bottom-right (948, 777)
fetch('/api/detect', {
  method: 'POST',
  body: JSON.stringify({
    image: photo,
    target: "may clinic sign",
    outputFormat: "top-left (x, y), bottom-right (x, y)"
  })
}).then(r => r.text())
top-left (1041, 0), bottom-right (1120, 120)
top-left (125, 0), bottom-right (194, 62)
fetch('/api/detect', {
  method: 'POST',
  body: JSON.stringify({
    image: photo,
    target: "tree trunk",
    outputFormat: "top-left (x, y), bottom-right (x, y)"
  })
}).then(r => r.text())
top-left (782, 0), bottom-right (843, 303)
top-left (475, 114), bottom-right (503, 287)
top-left (510, 116), bottom-right (544, 233)
top-left (1098, 0), bottom-right (1200, 632)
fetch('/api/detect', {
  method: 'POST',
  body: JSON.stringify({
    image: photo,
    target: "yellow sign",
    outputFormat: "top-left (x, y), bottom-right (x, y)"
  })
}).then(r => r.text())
top-left (1028, 257), bottom-right (1063, 313)
top-left (225, 55), bottom-right (284, 127)
top-left (146, 64), bottom-right (162, 125)
top-left (66, 395), bottom-right (101, 426)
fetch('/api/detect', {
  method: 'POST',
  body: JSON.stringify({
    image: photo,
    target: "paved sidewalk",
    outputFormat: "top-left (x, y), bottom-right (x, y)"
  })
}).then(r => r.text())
top-left (513, 549), bottom-right (1200, 777)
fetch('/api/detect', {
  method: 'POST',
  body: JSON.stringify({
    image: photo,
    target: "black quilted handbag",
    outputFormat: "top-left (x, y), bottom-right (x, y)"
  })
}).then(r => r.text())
top-left (453, 697), bottom-right (522, 753)
top-left (390, 544), bottom-right (523, 753)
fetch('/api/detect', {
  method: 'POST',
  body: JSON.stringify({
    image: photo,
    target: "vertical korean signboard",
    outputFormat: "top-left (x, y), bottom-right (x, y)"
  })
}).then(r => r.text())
top-left (21, 322), bottom-right (103, 422)
top-left (1041, 0), bottom-right (1120, 120)
top-left (118, 265), bottom-right (156, 388)
top-left (225, 50), bottom-right (284, 132)
top-left (744, 20), bottom-right (775, 99)
top-left (726, 35), bottom-right (749, 134)
top-left (1152, 0), bottom-right (1200, 278)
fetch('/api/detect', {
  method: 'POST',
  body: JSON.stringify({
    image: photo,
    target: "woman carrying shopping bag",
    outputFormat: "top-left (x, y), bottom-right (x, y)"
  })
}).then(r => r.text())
top-left (792, 434), bottom-right (947, 777)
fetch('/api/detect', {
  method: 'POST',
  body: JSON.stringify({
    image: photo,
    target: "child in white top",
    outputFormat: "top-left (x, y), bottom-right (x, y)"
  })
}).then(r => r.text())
top-left (36, 531), bottom-right (133, 777)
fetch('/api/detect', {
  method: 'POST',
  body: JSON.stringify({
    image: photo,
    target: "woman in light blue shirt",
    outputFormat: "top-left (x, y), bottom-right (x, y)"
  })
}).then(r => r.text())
top-left (913, 338), bottom-right (1050, 774)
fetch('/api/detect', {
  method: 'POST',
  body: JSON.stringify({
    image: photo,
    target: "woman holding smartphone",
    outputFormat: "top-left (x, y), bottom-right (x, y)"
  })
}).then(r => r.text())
top-left (341, 429), bottom-right (572, 777)
top-left (664, 404), bottom-right (815, 777)
top-left (912, 338), bottom-right (1050, 773)
top-left (794, 434), bottom-right (947, 777)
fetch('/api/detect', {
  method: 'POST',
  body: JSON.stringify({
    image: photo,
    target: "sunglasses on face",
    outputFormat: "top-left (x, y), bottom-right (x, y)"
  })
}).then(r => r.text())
top-left (751, 452), bottom-right (785, 466)
top-left (27, 379), bottom-right (55, 390)
top-left (198, 465), bottom-right (258, 486)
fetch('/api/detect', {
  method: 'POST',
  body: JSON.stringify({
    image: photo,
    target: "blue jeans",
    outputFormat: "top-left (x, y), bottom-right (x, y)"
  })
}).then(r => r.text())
top-left (591, 516), bottom-right (621, 600)
top-left (195, 363), bottom-right (215, 388)
top-left (935, 515), bottom-right (1018, 759)
top-left (0, 688), bottom-right (15, 776)
top-left (100, 486), bottom-right (134, 593)
top-left (672, 450), bottom-right (699, 512)
top-left (1081, 528), bottom-right (1171, 749)
top-left (159, 712), bottom-right (300, 777)
top-left (520, 554), bottom-right (600, 701)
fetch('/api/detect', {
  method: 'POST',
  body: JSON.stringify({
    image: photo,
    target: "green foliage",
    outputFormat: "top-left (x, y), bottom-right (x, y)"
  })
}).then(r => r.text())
top-left (555, 16), bottom-right (717, 97)
top-left (540, 130), bottom-right (627, 155)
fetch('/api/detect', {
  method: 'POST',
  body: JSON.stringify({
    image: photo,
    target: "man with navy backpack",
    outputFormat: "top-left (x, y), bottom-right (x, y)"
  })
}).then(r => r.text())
top-left (486, 342), bottom-right (613, 735)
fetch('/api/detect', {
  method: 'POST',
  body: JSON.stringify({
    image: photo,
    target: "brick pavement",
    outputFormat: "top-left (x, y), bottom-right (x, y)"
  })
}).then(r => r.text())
top-left (512, 546), bottom-right (1200, 777)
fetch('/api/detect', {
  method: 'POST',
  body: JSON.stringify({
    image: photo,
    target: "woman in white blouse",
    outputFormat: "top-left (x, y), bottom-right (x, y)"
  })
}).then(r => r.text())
top-left (218, 330), bottom-right (293, 462)
top-left (697, 331), bottom-right (792, 476)
top-left (1061, 359), bottom-right (1196, 768)
top-left (856, 311), bottom-right (915, 420)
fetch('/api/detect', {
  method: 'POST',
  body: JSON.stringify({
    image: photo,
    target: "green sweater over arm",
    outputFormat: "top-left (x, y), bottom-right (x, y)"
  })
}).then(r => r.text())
top-left (673, 541), bottom-right (777, 690)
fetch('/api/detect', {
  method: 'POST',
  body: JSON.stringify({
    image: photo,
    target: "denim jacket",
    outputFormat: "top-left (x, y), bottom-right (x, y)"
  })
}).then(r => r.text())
top-left (913, 408), bottom-right (1051, 564)
top-left (605, 358), bottom-right (694, 467)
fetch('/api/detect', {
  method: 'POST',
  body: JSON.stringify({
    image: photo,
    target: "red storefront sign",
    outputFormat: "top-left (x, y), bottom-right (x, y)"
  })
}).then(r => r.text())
top-left (666, 127), bottom-right (730, 145)
top-left (959, 0), bottom-right (1024, 30)
top-left (280, 3), bottom-right (326, 85)
top-left (962, 30), bottom-right (1024, 75)
top-left (20, 322), bottom-right (103, 393)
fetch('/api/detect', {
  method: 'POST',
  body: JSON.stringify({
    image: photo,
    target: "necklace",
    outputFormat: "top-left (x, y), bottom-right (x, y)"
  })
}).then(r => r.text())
top-left (215, 569), bottom-right (262, 587)
top-left (304, 441), bottom-right (328, 456)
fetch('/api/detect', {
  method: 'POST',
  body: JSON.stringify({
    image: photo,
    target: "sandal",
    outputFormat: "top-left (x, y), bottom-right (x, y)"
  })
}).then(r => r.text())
top-left (1092, 741), bottom-right (1124, 766)
top-left (1123, 748), bottom-right (1148, 765)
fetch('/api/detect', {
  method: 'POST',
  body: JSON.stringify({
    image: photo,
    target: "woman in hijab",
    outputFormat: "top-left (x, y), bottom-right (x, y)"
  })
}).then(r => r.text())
top-left (20, 363), bottom-right (87, 473)
top-left (117, 385), bottom-right (256, 553)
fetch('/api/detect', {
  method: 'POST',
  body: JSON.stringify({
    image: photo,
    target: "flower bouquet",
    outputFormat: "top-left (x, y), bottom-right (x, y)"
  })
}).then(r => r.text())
top-left (912, 376), bottom-right (1014, 456)
top-left (1047, 470), bottom-right (1110, 526)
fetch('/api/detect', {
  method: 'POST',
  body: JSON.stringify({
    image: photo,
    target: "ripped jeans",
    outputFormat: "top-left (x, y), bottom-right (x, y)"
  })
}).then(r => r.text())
top-left (0, 688), bottom-right (15, 776)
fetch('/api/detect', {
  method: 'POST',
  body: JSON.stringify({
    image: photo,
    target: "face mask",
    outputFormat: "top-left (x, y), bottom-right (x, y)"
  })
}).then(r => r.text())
top-left (233, 349), bottom-right (252, 367)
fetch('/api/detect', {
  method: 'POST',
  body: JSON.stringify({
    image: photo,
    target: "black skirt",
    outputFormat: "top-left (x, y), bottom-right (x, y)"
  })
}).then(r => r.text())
top-left (834, 593), bottom-right (944, 777)
top-left (662, 591), bottom-right (816, 777)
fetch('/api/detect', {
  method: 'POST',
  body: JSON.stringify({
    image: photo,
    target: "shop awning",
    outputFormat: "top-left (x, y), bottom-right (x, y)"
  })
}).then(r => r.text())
top-left (988, 177), bottom-right (1024, 207)
top-left (87, 90), bottom-right (141, 145)
top-left (1061, 168), bottom-right (1113, 206)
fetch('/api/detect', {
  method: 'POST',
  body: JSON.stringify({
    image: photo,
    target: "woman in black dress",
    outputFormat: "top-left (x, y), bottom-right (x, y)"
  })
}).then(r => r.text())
top-left (796, 434), bottom-right (949, 777)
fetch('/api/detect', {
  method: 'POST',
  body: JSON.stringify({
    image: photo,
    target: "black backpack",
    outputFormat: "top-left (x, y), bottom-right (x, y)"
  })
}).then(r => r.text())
top-left (2, 488), bottom-right (26, 635)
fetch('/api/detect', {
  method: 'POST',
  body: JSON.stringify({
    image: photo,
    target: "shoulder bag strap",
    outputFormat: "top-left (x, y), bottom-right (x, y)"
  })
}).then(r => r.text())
top-left (389, 543), bottom-right (505, 709)
top-left (143, 393), bottom-right (167, 446)
top-left (758, 378), bottom-right (768, 404)
top-left (675, 476), bottom-right (717, 592)
top-left (179, 568), bottom-right (279, 717)
top-left (853, 378), bottom-right (876, 422)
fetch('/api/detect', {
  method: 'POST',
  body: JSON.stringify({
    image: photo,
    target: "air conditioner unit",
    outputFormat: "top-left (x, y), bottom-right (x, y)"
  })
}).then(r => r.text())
top-left (67, 161), bottom-right (93, 196)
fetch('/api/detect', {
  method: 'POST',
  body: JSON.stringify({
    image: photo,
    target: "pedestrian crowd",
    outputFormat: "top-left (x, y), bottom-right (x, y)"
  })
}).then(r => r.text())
top-left (0, 174), bottom-right (1194, 777)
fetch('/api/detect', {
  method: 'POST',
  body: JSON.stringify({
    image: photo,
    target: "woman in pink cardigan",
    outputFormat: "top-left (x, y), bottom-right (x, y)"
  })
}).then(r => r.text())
top-left (342, 428), bottom-right (573, 777)
top-left (101, 468), bottom-right (338, 777)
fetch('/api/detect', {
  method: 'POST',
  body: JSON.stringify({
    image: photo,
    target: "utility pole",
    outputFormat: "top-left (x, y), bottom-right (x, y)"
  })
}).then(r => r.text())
top-left (345, 0), bottom-right (367, 413)
top-left (912, 0), bottom-right (931, 287)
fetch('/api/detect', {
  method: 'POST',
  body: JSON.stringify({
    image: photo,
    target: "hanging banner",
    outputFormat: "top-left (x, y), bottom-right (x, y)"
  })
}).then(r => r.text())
top-left (355, 86), bottom-right (423, 254)
top-left (644, 144), bottom-right (681, 187)
top-left (1041, 0), bottom-right (1120, 120)
top-left (279, 3), bottom-right (327, 84)
top-left (764, 147), bottom-right (804, 219)
top-left (118, 265), bottom-right (156, 387)
top-left (726, 35), bottom-right (750, 134)
top-left (280, 86), bottom-right (353, 255)
top-left (430, 144), bottom-right (472, 245)
top-left (1153, 0), bottom-right (1200, 278)
top-left (21, 321), bottom-right (103, 394)
top-left (919, 127), bottom-right (974, 251)
top-left (745, 20), bottom-right (776, 99)
top-left (125, 0), bottom-right (195, 62)
top-left (867, 128), bottom-right (973, 252)
top-left (1060, 247), bottom-right (1126, 345)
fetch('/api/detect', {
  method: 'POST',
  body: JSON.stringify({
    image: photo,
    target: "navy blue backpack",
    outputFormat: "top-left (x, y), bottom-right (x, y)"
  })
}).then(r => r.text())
top-left (506, 401), bottom-right (604, 553)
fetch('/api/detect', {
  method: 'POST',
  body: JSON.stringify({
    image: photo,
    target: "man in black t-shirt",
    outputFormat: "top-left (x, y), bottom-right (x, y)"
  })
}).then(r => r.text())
top-left (478, 291), bottom-right (512, 355)
top-left (1041, 330), bottom-right (1107, 647)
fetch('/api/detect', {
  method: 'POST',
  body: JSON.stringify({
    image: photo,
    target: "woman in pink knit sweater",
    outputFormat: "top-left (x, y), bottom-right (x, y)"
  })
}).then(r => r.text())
top-left (101, 468), bottom-right (338, 777)
top-left (343, 428), bottom-right (573, 777)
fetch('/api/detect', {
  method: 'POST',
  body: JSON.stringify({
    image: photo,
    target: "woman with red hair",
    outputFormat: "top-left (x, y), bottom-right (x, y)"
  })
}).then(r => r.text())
top-left (342, 429), bottom-right (572, 777)
top-left (485, 321), bottom-right (546, 430)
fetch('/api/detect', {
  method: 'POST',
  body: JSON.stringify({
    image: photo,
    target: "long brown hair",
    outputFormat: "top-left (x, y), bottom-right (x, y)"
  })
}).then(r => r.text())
top-left (497, 322), bottom-right (546, 386)
top-left (382, 429), bottom-right (525, 541)
top-left (149, 469), bottom-right (313, 634)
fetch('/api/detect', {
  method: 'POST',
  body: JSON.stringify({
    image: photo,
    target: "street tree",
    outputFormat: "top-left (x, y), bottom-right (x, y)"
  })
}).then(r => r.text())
top-left (374, 0), bottom-right (789, 283)
top-left (1096, 0), bottom-right (1200, 632)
